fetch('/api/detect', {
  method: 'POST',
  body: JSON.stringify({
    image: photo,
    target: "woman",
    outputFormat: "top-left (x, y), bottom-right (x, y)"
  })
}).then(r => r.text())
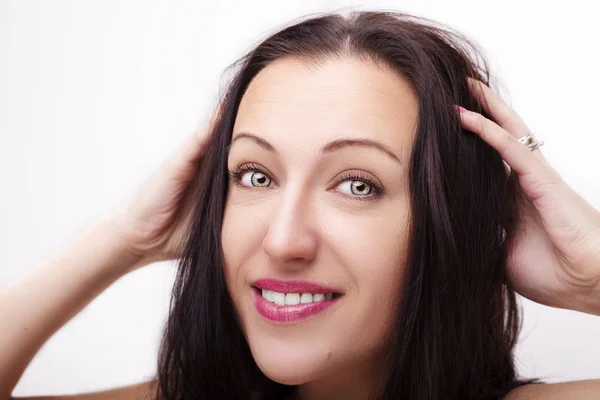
top-left (2, 10), bottom-right (600, 400)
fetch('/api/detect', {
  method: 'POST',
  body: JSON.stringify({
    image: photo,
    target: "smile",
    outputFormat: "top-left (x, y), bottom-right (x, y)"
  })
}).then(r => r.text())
top-left (251, 285), bottom-right (343, 323)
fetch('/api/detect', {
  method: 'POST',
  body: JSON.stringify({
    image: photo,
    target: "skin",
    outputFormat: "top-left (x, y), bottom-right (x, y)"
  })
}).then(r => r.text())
top-left (221, 56), bottom-right (418, 400)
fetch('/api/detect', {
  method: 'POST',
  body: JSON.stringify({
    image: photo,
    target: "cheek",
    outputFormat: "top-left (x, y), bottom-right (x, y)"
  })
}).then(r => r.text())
top-left (328, 201), bottom-right (410, 281)
top-left (221, 202), bottom-right (270, 301)
top-left (222, 206), bottom-right (256, 268)
top-left (327, 204), bottom-right (410, 337)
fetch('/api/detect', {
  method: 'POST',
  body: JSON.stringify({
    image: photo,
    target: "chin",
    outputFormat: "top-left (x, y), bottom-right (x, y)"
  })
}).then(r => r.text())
top-left (247, 335), bottom-right (337, 385)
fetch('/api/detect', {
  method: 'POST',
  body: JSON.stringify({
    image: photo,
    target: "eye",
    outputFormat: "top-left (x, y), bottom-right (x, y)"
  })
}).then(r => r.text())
top-left (228, 163), bottom-right (273, 188)
top-left (242, 170), bottom-right (271, 187)
top-left (334, 171), bottom-right (383, 202)
top-left (337, 180), bottom-right (372, 196)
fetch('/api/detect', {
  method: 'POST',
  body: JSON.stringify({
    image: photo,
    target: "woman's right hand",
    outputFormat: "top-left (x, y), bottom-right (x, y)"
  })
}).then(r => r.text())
top-left (113, 104), bottom-right (221, 272)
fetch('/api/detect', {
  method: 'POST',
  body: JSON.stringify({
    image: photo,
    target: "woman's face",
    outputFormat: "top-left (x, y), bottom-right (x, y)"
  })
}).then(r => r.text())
top-left (221, 56), bottom-right (418, 388)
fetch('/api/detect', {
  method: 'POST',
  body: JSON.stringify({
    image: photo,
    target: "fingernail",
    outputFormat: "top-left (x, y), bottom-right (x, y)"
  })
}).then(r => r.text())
top-left (453, 105), bottom-right (467, 113)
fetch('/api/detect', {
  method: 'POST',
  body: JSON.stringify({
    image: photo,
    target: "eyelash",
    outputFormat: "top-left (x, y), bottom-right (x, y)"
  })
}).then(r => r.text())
top-left (227, 162), bottom-right (385, 202)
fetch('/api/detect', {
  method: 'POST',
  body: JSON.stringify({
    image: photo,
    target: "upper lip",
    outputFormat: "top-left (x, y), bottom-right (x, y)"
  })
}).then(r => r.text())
top-left (252, 278), bottom-right (342, 294)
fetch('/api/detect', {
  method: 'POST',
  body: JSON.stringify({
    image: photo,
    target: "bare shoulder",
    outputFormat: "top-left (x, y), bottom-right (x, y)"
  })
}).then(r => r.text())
top-left (505, 379), bottom-right (600, 399)
top-left (10, 380), bottom-right (158, 400)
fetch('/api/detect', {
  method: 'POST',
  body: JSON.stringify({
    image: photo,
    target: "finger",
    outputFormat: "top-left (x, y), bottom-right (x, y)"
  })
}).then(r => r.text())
top-left (457, 107), bottom-right (551, 178)
top-left (463, 78), bottom-right (547, 164)
top-left (466, 77), bottom-right (529, 139)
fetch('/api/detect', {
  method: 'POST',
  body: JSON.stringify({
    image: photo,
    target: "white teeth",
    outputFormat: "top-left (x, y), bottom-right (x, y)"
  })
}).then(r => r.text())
top-left (313, 293), bottom-right (325, 302)
top-left (262, 289), bottom-right (275, 302)
top-left (300, 293), bottom-right (313, 303)
top-left (273, 291), bottom-right (286, 306)
top-left (260, 289), bottom-right (335, 305)
top-left (285, 293), bottom-right (300, 305)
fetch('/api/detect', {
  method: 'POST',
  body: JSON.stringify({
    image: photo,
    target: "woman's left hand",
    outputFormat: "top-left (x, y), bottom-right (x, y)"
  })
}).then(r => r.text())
top-left (456, 77), bottom-right (600, 316)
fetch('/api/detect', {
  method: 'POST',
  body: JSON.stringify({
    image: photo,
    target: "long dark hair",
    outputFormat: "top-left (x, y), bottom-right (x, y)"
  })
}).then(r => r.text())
top-left (153, 10), bottom-right (542, 400)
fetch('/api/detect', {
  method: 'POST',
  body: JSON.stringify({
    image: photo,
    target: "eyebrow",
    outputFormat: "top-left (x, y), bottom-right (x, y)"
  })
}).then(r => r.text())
top-left (227, 132), bottom-right (402, 164)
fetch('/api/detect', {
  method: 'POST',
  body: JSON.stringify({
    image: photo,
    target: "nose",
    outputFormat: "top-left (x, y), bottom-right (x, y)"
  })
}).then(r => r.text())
top-left (262, 185), bottom-right (318, 267)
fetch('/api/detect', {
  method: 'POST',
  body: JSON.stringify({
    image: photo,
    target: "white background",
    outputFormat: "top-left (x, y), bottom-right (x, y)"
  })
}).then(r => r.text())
top-left (1, 0), bottom-right (599, 396)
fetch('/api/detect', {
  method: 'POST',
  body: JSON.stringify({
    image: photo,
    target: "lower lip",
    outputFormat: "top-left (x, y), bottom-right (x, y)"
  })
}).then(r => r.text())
top-left (252, 287), bottom-right (341, 323)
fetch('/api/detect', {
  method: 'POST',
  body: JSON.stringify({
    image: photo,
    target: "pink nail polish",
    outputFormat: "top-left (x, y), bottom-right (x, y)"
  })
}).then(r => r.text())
top-left (454, 105), bottom-right (467, 113)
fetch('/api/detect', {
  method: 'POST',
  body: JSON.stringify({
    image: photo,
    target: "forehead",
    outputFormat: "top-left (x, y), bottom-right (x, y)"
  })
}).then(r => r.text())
top-left (232, 56), bottom-right (419, 154)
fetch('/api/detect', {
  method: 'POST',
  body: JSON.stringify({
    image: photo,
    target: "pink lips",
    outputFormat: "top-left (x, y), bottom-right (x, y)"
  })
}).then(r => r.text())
top-left (251, 279), bottom-right (342, 323)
